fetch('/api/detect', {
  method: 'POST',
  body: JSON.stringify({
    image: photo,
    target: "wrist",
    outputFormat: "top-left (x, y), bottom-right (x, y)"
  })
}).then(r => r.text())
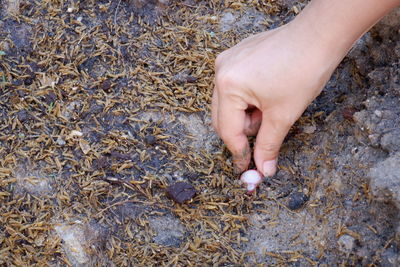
top-left (288, 0), bottom-right (400, 68)
top-left (287, 4), bottom-right (353, 66)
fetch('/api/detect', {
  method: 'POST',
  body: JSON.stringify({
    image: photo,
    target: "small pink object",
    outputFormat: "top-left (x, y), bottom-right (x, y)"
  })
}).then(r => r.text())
top-left (240, 169), bottom-right (263, 194)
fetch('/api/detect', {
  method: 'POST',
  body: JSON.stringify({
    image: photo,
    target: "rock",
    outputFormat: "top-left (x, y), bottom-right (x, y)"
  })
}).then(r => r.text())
top-left (110, 151), bottom-right (131, 161)
top-left (54, 223), bottom-right (90, 266)
top-left (144, 134), bottom-right (157, 145)
top-left (148, 215), bottom-right (186, 247)
top-left (54, 221), bottom-right (108, 266)
top-left (302, 125), bottom-right (316, 134)
top-left (43, 92), bottom-right (57, 105)
top-left (353, 96), bottom-right (400, 154)
top-left (5, 0), bottom-right (20, 16)
top-left (15, 169), bottom-right (53, 197)
top-left (287, 191), bottom-right (308, 210)
top-left (100, 80), bottom-right (112, 93)
top-left (368, 153), bottom-right (400, 208)
top-left (62, 101), bottom-right (82, 120)
top-left (381, 244), bottom-right (400, 266)
top-left (92, 156), bottom-right (111, 170)
top-left (220, 8), bottom-right (268, 33)
top-left (380, 129), bottom-right (400, 153)
top-left (56, 136), bottom-right (66, 146)
top-left (16, 109), bottom-right (29, 122)
top-left (23, 76), bottom-right (34, 86)
top-left (83, 221), bottom-right (109, 250)
top-left (220, 12), bottom-right (236, 32)
top-left (337, 234), bottom-right (356, 253)
top-left (166, 182), bottom-right (196, 204)
top-left (171, 71), bottom-right (196, 84)
top-left (177, 113), bottom-right (218, 152)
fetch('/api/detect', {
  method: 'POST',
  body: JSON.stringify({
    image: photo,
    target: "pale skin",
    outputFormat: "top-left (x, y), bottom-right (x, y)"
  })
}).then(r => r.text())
top-left (212, 0), bottom-right (400, 178)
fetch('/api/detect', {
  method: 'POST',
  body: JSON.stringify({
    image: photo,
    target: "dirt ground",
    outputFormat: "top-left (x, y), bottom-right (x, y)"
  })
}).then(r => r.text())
top-left (0, 0), bottom-right (399, 266)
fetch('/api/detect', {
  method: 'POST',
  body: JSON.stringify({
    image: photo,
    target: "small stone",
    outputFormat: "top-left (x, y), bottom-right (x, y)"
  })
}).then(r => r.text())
top-left (369, 153), bottom-right (400, 208)
top-left (144, 134), bottom-right (157, 145)
top-left (101, 80), bottom-right (112, 93)
top-left (220, 12), bottom-right (236, 32)
top-left (374, 110), bottom-right (383, 118)
top-left (302, 125), bottom-right (316, 134)
top-left (287, 191), bottom-right (308, 210)
top-left (186, 76), bottom-right (197, 83)
top-left (69, 130), bottom-right (83, 137)
top-left (24, 77), bottom-right (34, 86)
top-left (92, 156), bottom-right (110, 170)
top-left (381, 245), bottom-right (400, 266)
top-left (17, 110), bottom-right (29, 122)
top-left (338, 234), bottom-right (356, 252)
top-left (166, 182), bottom-right (196, 204)
top-left (148, 215), bottom-right (186, 247)
top-left (44, 92), bottom-right (57, 105)
top-left (56, 136), bottom-right (66, 146)
top-left (54, 223), bottom-right (90, 265)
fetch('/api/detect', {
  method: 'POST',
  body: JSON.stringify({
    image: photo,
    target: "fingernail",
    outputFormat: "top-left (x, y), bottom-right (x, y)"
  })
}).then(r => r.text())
top-left (263, 159), bottom-right (277, 177)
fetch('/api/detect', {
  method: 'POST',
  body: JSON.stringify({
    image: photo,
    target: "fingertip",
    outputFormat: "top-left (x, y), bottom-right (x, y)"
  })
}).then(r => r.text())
top-left (254, 140), bottom-right (281, 175)
top-left (254, 116), bottom-right (288, 177)
top-left (262, 159), bottom-right (277, 177)
top-left (231, 141), bottom-right (251, 174)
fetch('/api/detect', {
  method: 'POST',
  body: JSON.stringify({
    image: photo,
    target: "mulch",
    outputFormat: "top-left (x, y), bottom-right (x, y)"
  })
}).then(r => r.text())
top-left (0, 0), bottom-right (310, 265)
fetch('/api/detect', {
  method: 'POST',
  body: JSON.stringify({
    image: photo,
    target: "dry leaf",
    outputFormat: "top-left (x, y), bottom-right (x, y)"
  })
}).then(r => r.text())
top-left (79, 139), bottom-right (91, 154)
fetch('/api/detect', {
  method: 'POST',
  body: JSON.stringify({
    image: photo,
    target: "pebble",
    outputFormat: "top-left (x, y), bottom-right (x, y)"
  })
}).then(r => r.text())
top-left (56, 136), bottom-right (66, 146)
top-left (17, 110), bottom-right (29, 122)
top-left (287, 191), bottom-right (308, 210)
top-left (166, 182), bottom-right (196, 204)
top-left (101, 80), bottom-right (112, 93)
top-left (24, 77), bottom-right (34, 86)
top-left (302, 125), bottom-right (316, 134)
top-left (145, 134), bottom-right (157, 145)
top-left (92, 156), bottom-right (110, 170)
top-left (338, 234), bottom-right (356, 252)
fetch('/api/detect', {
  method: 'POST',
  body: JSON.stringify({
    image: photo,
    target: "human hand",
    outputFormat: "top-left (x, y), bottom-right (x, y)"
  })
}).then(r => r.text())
top-left (212, 23), bottom-right (341, 177)
top-left (212, 0), bottom-right (399, 181)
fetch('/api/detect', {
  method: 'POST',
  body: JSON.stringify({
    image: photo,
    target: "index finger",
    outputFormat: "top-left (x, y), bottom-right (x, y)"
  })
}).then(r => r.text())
top-left (217, 95), bottom-right (251, 174)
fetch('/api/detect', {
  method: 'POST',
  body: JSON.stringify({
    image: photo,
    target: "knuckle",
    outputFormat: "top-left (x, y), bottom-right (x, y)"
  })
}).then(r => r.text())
top-left (215, 72), bottom-right (236, 92)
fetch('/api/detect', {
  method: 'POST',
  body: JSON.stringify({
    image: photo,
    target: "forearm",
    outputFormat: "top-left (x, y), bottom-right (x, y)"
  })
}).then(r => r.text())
top-left (290, 0), bottom-right (400, 65)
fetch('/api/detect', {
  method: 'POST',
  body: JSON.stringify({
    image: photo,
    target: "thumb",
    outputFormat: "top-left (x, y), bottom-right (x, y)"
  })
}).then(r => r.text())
top-left (254, 113), bottom-right (291, 178)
